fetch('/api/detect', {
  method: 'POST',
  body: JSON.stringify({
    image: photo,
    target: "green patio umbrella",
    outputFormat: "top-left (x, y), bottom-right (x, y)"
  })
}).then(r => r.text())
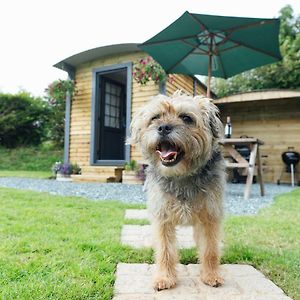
top-left (139, 11), bottom-right (281, 97)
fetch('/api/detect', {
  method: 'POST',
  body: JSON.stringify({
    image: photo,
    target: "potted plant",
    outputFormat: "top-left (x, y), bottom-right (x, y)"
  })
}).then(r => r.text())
top-left (56, 163), bottom-right (73, 181)
top-left (122, 160), bottom-right (144, 184)
top-left (52, 162), bottom-right (81, 181)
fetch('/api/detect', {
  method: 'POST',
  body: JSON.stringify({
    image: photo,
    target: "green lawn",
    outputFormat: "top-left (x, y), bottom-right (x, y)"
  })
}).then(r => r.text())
top-left (0, 170), bottom-right (52, 179)
top-left (0, 187), bottom-right (299, 300)
top-left (0, 144), bottom-right (63, 173)
top-left (0, 144), bottom-right (62, 179)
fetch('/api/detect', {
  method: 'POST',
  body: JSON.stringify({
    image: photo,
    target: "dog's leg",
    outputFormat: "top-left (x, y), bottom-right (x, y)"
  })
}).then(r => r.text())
top-left (193, 221), bottom-right (202, 252)
top-left (153, 220), bottom-right (177, 290)
top-left (200, 217), bottom-right (224, 287)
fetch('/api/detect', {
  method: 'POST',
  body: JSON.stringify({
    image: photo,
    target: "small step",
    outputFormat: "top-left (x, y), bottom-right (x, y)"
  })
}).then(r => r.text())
top-left (81, 165), bottom-right (123, 174)
top-left (71, 174), bottom-right (115, 183)
top-left (121, 225), bottom-right (194, 249)
top-left (80, 166), bottom-right (123, 182)
top-left (113, 263), bottom-right (292, 299)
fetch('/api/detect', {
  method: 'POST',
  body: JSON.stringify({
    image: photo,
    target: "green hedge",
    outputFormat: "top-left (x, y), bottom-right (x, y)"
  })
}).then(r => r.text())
top-left (0, 92), bottom-right (50, 148)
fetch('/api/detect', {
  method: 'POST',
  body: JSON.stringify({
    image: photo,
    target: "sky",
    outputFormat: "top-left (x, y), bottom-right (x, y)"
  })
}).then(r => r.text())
top-left (1, 0), bottom-right (299, 97)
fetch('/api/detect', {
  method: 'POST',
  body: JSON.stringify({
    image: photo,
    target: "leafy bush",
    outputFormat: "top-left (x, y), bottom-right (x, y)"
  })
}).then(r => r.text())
top-left (0, 92), bottom-right (50, 148)
top-left (212, 5), bottom-right (300, 97)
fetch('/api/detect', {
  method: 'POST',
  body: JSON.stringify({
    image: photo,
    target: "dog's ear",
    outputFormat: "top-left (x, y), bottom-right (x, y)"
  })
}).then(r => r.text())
top-left (197, 97), bottom-right (222, 139)
top-left (208, 102), bottom-right (222, 139)
top-left (127, 107), bottom-right (145, 145)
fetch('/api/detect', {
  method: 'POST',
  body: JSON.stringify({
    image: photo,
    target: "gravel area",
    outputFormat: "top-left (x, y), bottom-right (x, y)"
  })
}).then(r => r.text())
top-left (0, 177), bottom-right (296, 215)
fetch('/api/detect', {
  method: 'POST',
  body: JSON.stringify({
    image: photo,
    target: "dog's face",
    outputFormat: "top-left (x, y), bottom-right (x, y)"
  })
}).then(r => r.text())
top-left (129, 93), bottom-right (222, 177)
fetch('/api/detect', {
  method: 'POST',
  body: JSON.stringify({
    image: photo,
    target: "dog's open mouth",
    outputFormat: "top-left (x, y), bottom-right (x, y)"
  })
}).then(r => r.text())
top-left (156, 141), bottom-right (184, 166)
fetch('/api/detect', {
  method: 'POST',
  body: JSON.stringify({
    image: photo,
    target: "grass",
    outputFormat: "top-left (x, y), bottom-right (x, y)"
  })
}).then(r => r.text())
top-left (0, 187), bottom-right (299, 299)
top-left (0, 144), bottom-right (63, 177)
top-left (222, 188), bottom-right (300, 299)
top-left (0, 170), bottom-right (51, 179)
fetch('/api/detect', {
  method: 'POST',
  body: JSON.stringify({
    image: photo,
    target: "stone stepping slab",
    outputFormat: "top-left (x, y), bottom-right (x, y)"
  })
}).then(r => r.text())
top-left (113, 263), bottom-right (292, 300)
top-left (125, 209), bottom-right (148, 220)
top-left (121, 225), bottom-right (194, 249)
top-left (124, 209), bottom-right (194, 249)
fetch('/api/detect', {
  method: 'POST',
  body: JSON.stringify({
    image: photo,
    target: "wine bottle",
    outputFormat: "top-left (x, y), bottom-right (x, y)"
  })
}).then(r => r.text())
top-left (224, 116), bottom-right (232, 138)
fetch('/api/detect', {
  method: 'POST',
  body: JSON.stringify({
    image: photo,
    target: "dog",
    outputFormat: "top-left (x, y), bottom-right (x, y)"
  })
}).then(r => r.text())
top-left (129, 92), bottom-right (225, 291)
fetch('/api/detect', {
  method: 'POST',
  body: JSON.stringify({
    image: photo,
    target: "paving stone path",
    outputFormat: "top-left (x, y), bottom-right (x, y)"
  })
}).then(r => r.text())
top-left (124, 209), bottom-right (148, 220)
top-left (122, 209), bottom-right (194, 249)
top-left (113, 263), bottom-right (292, 300)
top-left (113, 209), bottom-right (292, 300)
top-left (121, 225), bottom-right (195, 249)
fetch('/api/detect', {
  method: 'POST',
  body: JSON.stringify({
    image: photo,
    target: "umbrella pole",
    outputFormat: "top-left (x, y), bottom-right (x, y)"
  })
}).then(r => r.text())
top-left (207, 54), bottom-right (212, 98)
top-left (207, 35), bottom-right (213, 98)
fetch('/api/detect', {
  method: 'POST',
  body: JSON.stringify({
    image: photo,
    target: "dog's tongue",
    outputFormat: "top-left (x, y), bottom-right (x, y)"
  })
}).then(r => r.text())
top-left (156, 144), bottom-right (178, 160)
top-left (156, 150), bottom-right (177, 160)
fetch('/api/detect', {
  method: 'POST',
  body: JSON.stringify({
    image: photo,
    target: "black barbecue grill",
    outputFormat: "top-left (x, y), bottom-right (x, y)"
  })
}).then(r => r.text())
top-left (277, 147), bottom-right (300, 186)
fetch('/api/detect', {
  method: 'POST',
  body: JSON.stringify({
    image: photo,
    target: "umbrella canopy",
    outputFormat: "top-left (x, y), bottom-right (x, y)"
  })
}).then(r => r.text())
top-left (139, 11), bottom-right (281, 97)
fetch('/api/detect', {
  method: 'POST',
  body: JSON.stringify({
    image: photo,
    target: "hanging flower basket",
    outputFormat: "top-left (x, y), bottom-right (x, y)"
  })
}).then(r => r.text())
top-left (133, 57), bottom-right (174, 85)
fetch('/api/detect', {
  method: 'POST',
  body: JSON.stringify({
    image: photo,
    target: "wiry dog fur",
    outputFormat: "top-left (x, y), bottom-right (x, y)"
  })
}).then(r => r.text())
top-left (129, 92), bottom-right (225, 291)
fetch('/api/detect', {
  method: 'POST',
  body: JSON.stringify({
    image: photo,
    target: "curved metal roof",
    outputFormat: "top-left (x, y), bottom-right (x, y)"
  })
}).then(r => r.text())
top-left (53, 42), bottom-right (211, 95)
top-left (214, 89), bottom-right (300, 104)
top-left (53, 43), bottom-right (140, 72)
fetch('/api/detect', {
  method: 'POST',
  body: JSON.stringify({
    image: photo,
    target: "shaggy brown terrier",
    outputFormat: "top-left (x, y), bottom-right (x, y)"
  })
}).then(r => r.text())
top-left (129, 92), bottom-right (225, 291)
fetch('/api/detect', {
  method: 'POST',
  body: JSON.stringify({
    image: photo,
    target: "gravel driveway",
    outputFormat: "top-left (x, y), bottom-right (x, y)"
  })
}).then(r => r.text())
top-left (0, 177), bottom-right (295, 215)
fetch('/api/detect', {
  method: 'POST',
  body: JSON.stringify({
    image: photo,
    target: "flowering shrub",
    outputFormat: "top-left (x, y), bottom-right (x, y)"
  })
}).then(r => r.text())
top-left (45, 80), bottom-right (76, 107)
top-left (59, 163), bottom-right (73, 176)
top-left (45, 80), bottom-right (77, 147)
top-left (133, 57), bottom-right (174, 85)
top-left (51, 161), bottom-right (81, 176)
top-left (136, 164), bottom-right (147, 182)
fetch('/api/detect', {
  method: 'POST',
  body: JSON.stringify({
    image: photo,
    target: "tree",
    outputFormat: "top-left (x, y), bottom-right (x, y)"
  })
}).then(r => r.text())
top-left (212, 5), bottom-right (300, 98)
top-left (0, 91), bottom-right (50, 148)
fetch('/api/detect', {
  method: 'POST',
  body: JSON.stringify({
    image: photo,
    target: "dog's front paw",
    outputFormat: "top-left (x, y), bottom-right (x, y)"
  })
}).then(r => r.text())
top-left (153, 275), bottom-right (177, 291)
top-left (201, 273), bottom-right (224, 287)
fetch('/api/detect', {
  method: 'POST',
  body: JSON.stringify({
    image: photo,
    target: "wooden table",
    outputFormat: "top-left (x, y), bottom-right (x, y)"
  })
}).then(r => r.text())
top-left (219, 138), bottom-right (265, 200)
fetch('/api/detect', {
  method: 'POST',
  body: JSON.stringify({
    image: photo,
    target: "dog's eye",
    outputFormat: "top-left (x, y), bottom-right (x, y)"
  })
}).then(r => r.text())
top-left (151, 114), bottom-right (160, 121)
top-left (180, 114), bottom-right (194, 124)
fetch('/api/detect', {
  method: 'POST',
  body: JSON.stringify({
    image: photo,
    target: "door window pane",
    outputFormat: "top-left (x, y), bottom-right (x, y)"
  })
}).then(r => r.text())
top-left (104, 82), bottom-right (122, 129)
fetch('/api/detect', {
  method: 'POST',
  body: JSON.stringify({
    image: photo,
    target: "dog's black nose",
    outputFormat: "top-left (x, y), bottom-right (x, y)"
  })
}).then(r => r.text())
top-left (158, 124), bottom-right (173, 136)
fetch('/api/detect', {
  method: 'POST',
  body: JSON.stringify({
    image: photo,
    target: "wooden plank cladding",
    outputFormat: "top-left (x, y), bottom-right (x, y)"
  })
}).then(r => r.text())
top-left (166, 74), bottom-right (194, 96)
top-left (166, 75), bottom-right (206, 97)
top-left (216, 98), bottom-right (300, 183)
top-left (67, 48), bottom-right (206, 181)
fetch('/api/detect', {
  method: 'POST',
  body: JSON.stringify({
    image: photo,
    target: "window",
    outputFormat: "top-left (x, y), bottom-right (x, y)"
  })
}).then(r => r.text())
top-left (104, 82), bottom-right (122, 128)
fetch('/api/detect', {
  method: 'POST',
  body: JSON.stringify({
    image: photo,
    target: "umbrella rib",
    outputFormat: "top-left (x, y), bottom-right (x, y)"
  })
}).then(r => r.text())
top-left (140, 34), bottom-right (200, 46)
top-left (226, 38), bottom-right (281, 59)
top-left (218, 44), bottom-right (240, 52)
top-left (182, 39), bottom-right (209, 54)
top-left (188, 12), bottom-right (208, 31)
top-left (166, 47), bottom-right (198, 73)
top-left (224, 19), bottom-right (276, 34)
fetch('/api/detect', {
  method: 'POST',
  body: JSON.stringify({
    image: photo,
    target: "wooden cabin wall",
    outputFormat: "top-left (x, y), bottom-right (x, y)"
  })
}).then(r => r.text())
top-left (166, 74), bottom-right (206, 97)
top-left (166, 74), bottom-right (194, 96)
top-left (69, 52), bottom-right (160, 167)
top-left (130, 79), bottom-right (159, 163)
top-left (69, 52), bottom-right (208, 167)
top-left (217, 98), bottom-right (300, 183)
